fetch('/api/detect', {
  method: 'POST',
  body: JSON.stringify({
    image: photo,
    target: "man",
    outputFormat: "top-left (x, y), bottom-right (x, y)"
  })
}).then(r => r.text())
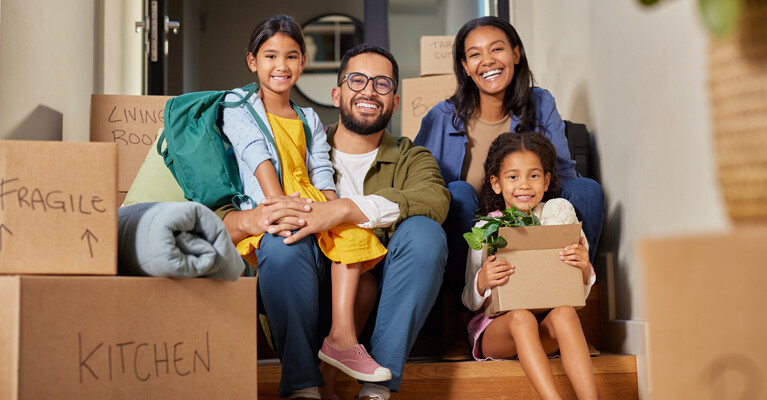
top-left (222, 44), bottom-right (449, 399)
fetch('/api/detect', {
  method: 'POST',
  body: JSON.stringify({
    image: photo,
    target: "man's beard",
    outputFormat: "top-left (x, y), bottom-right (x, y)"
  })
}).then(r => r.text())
top-left (339, 97), bottom-right (393, 136)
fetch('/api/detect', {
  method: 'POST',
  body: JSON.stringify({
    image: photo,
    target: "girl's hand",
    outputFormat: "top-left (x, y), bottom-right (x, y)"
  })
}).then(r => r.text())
top-left (560, 236), bottom-right (592, 285)
top-left (261, 192), bottom-right (312, 237)
top-left (476, 255), bottom-right (514, 296)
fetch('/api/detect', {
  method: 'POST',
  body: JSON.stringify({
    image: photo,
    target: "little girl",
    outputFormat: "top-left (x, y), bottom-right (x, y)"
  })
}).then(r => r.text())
top-left (221, 15), bottom-right (391, 386)
top-left (463, 131), bottom-right (598, 399)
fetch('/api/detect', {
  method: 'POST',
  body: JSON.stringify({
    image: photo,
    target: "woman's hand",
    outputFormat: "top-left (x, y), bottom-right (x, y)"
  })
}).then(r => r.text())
top-left (560, 236), bottom-right (592, 284)
top-left (476, 255), bottom-right (514, 296)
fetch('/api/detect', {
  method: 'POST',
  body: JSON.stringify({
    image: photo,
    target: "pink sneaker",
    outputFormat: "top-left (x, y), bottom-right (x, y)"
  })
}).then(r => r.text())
top-left (317, 338), bottom-right (392, 382)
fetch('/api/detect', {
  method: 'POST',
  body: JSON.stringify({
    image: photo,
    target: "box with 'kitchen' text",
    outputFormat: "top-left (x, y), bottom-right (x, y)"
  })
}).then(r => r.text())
top-left (0, 140), bottom-right (117, 275)
top-left (483, 224), bottom-right (585, 317)
top-left (0, 276), bottom-right (259, 400)
top-left (400, 74), bottom-right (457, 140)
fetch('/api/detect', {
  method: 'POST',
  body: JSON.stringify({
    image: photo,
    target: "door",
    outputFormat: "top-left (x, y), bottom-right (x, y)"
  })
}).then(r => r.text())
top-left (136, 0), bottom-right (180, 94)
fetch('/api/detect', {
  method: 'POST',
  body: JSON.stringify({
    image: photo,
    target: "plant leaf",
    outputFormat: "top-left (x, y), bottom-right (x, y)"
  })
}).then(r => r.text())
top-left (699, 0), bottom-right (740, 37)
top-left (463, 231), bottom-right (482, 251)
top-left (482, 222), bottom-right (499, 239)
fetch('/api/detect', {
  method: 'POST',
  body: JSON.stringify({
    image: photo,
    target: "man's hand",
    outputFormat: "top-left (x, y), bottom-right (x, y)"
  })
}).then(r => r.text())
top-left (282, 198), bottom-right (367, 244)
top-left (223, 193), bottom-right (312, 243)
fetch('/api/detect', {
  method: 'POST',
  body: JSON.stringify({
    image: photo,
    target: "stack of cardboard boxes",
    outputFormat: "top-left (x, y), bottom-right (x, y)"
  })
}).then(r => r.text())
top-left (0, 95), bottom-right (259, 399)
top-left (400, 36), bottom-right (458, 140)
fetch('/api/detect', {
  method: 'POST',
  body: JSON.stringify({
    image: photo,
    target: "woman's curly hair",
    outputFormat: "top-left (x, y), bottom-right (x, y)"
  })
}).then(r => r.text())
top-left (477, 131), bottom-right (560, 215)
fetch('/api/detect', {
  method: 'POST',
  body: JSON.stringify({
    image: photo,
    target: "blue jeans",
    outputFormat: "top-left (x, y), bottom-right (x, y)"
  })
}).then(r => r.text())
top-left (366, 216), bottom-right (446, 391)
top-left (256, 216), bottom-right (446, 396)
top-left (560, 177), bottom-right (604, 261)
top-left (256, 233), bottom-right (328, 398)
top-left (442, 181), bottom-right (479, 312)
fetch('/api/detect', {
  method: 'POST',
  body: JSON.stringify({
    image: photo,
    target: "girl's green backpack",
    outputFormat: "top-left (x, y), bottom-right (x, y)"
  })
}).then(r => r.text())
top-left (158, 83), bottom-right (311, 209)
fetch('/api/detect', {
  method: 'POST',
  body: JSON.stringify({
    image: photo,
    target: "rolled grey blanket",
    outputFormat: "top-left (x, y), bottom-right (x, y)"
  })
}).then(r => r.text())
top-left (118, 202), bottom-right (245, 280)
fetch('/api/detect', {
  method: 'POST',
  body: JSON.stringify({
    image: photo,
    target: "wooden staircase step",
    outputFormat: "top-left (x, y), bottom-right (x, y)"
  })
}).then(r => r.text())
top-left (257, 353), bottom-right (638, 399)
top-left (257, 285), bottom-right (604, 362)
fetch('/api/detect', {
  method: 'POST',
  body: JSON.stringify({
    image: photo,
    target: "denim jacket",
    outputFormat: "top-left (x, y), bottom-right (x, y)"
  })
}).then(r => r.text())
top-left (413, 87), bottom-right (577, 185)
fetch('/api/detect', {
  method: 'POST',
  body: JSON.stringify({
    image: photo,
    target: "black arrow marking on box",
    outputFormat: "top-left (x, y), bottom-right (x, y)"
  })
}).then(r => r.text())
top-left (81, 229), bottom-right (98, 258)
top-left (0, 224), bottom-right (12, 251)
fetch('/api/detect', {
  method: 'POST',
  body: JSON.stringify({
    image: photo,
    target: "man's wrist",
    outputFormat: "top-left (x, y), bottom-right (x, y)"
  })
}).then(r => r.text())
top-left (338, 198), bottom-right (367, 225)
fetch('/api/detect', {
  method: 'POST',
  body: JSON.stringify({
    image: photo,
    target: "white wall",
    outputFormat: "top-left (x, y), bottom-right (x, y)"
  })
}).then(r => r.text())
top-left (102, 0), bottom-right (143, 95)
top-left (0, 0), bottom-right (141, 142)
top-left (0, 0), bottom-right (95, 141)
top-left (513, 0), bottom-right (729, 397)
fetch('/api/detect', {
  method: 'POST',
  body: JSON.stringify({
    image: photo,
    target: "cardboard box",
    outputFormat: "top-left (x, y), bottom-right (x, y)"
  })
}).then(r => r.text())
top-left (117, 191), bottom-right (128, 208)
top-left (420, 35), bottom-right (455, 76)
top-left (484, 224), bottom-right (585, 317)
top-left (0, 276), bottom-right (259, 400)
top-left (90, 95), bottom-right (172, 192)
top-left (400, 74), bottom-right (457, 140)
top-left (640, 226), bottom-right (767, 399)
top-left (0, 140), bottom-right (117, 275)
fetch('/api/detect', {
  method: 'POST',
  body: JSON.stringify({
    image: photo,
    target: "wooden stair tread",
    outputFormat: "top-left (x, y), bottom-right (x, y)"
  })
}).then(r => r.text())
top-left (257, 353), bottom-right (638, 399)
top-left (257, 352), bottom-right (636, 382)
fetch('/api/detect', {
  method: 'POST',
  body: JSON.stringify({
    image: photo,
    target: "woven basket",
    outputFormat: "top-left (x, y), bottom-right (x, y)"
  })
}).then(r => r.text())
top-left (709, 0), bottom-right (767, 221)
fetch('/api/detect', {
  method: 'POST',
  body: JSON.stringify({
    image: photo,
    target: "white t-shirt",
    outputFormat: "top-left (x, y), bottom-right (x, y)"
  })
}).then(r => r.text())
top-left (331, 147), bottom-right (400, 229)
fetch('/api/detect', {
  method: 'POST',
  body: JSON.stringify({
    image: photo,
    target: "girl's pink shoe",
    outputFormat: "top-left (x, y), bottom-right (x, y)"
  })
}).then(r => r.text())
top-left (317, 338), bottom-right (392, 382)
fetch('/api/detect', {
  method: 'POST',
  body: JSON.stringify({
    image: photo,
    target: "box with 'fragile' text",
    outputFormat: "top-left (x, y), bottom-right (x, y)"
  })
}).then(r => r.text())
top-left (0, 140), bottom-right (117, 275)
top-left (484, 224), bottom-right (585, 317)
top-left (0, 276), bottom-right (259, 400)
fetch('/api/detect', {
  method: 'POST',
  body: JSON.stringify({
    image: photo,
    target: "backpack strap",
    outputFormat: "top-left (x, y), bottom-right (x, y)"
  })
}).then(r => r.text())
top-left (223, 85), bottom-right (283, 187)
top-left (290, 101), bottom-right (313, 152)
top-left (227, 84), bottom-right (315, 189)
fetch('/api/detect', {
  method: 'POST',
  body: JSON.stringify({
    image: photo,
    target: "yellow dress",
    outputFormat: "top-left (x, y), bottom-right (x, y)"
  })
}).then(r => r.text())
top-left (236, 113), bottom-right (387, 273)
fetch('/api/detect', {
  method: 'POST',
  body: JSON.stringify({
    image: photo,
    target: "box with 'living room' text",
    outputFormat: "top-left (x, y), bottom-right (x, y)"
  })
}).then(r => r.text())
top-left (0, 276), bottom-right (259, 400)
top-left (483, 224), bottom-right (585, 317)
top-left (90, 94), bottom-right (172, 197)
top-left (0, 140), bottom-right (117, 275)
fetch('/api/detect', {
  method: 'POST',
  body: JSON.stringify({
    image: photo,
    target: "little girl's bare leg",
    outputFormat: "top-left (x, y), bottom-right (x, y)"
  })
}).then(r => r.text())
top-left (320, 272), bottom-right (378, 396)
top-left (482, 310), bottom-right (562, 400)
top-left (540, 306), bottom-right (598, 399)
top-left (319, 264), bottom-right (391, 382)
top-left (327, 261), bottom-right (362, 348)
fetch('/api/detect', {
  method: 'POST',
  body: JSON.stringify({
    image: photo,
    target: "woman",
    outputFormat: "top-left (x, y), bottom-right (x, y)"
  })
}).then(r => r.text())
top-left (414, 16), bottom-right (604, 359)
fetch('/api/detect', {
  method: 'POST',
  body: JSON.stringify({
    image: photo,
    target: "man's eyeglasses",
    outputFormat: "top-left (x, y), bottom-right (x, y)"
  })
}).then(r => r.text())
top-left (338, 72), bottom-right (396, 95)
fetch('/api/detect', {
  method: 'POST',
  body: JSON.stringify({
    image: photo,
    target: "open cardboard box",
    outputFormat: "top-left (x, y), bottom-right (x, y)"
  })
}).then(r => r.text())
top-left (483, 224), bottom-right (585, 317)
top-left (0, 276), bottom-right (258, 400)
top-left (0, 140), bottom-right (117, 275)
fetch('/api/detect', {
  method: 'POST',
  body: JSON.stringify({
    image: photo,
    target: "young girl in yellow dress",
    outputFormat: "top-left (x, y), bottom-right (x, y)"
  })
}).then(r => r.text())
top-left (221, 15), bottom-right (391, 385)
